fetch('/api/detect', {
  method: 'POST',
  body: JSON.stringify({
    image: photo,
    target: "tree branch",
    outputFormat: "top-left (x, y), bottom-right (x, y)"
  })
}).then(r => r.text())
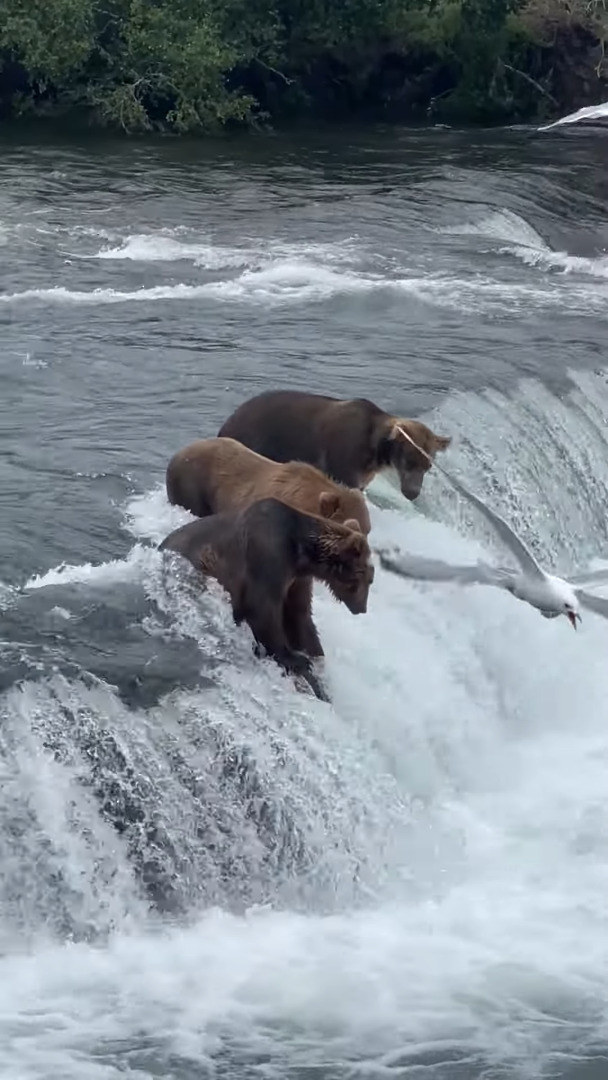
top-left (253, 57), bottom-right (293, 85)
top-left (501, 61), bottom-right (558, 105)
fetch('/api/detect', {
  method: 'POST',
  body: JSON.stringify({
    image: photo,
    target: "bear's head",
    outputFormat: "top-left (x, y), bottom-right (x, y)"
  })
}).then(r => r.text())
top-left (318, 490), bottom-right (371, 535)
top-left (320, 520), bottom-right (375, 614)
top-left (387, 418), bottom-right (451, 501)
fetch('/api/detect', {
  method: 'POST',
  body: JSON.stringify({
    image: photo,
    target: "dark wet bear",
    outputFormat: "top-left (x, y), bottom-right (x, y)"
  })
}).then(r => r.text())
top-left (165, 436), bottom-right (371, 534)
top-left (218, 389), bottom-right (452, 501)
top-left (158, 497), bottom-right (374, 702)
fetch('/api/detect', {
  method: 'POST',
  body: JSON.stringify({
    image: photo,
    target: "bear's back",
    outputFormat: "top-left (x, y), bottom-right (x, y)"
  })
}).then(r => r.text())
top-left (219, 390), bottom-right (388, 489)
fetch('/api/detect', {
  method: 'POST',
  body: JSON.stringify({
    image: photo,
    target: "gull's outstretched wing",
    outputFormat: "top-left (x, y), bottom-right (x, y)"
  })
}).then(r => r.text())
top-left (394, 425), bottom-right (544, 579)
top-left (576, 589), bottom-right (608, 620)
top-left (377, 549), bottom-right (515, 589)
top-left (434, 463), bottom-right (545, 580)
top-left (568, 567), bottom-right (608, 589)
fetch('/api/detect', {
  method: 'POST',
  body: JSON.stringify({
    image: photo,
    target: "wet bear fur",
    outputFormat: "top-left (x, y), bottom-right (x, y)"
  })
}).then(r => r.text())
top-left (218, 389), bottom-right (452, 501)
top-left (166, 436), bottom-right (371, 535)
top-left (158, 497), bottom-right (374, 701)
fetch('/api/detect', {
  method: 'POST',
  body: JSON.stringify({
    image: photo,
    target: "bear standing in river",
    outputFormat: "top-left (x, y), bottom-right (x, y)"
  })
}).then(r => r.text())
top-left (218, 389), bottom-right (451, 501)
top-left (159, 497), bottom-right (374, 702)
top-left (165, 435), bottom-right (371, 534)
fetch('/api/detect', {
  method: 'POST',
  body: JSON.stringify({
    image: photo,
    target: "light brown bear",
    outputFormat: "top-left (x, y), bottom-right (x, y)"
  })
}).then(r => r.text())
top-left (218, 390), bottom-right (452, 501)
top-left (165, 436), bottom-right (372, 534)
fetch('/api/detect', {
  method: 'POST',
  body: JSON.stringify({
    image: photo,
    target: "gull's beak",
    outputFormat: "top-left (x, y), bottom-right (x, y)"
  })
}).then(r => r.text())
top-left (567, 611), bottom-right (580, 630)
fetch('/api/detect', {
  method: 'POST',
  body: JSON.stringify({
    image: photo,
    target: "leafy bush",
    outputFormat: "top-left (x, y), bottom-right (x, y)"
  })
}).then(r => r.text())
top-left (0, 0), bottom-right (606, 130)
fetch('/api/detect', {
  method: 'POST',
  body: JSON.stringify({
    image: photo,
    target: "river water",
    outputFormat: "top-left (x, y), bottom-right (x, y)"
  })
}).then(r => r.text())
top-left (2, 123), bottom-right (608, 1079)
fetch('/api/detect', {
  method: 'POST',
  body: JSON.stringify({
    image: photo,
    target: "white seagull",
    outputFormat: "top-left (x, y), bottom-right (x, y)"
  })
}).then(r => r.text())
top-left (377, 427), bottom-right (608, 630)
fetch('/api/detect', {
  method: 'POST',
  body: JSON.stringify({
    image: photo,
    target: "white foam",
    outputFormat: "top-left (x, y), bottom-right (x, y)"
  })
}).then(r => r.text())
top-left (5, 897), bottom-right (603, 1080)
top-left (1, 204), bottom-right (605, 315)
top-left (93, 233), bottom-right (361, 270)
top-left (124, 484), bottom-right (193, 547)
top-left (390, 272), bottom-right (608, 316)
top-left (0, 283), bottom-right (217, 305)
top-left (509, 243), bottom-right (608, 279)
top-left (0, 261), bottom-right (379, 309)
top-left (5, 375), bottom-right (608, 1075)
top-left (440, 206), bottom-right (608, 284)
top-left (439, 208), bottom-right (547, 249)
top-left (3, 479), bottom-right (608, 1075)
top-left (95, 234), bottom-right (255, 269)
top-left (23, 543), bottom-right (160, 591)
top-left (210, 259), bottom-right (377, 303)
top-left (0, 581), bottom-right (17, 610)
top-left (49, 606), bottom-right (73, 620)
top-left (2, 263), bottom-right (604, 316)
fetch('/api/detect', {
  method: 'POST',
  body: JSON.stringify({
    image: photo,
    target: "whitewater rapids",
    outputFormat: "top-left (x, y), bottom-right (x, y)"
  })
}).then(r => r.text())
top-left (3, 366), bottom-right (608, 1078)
top-left (3, 129), bottom-right (608, 1079)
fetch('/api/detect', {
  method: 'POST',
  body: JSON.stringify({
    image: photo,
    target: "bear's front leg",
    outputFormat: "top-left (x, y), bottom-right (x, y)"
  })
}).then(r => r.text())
top-left (245, 598), bottom-right (307, 670)
top-left (282, 578), bottom-right (324, 658)
top-left (245, 597), bottom-right (329, 701)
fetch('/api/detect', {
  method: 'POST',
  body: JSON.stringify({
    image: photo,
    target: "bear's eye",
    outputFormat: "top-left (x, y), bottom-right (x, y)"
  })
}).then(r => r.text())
top-left (335, 561), bottom-right (355, 579)
top-left (337, 568), bottom-right (362, 592)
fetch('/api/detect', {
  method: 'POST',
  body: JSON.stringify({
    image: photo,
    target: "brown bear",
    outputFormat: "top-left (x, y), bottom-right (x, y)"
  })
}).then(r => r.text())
top-left (165, 435), bottom-right (371, 534)
top-left (218, 389), bottom-right (452, 501)
top-left (158, 497), bottom-right (374, 702)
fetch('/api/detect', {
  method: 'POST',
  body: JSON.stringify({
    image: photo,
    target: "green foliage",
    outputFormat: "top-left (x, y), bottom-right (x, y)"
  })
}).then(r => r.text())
top-left (0, 0), bottom-right (94, 83)
top-left (0, 0), bottom-right (605, 130)
top-left (0, 0), bottom-right (257, 130)
top-left (88, 0), bottom-right (253, 131)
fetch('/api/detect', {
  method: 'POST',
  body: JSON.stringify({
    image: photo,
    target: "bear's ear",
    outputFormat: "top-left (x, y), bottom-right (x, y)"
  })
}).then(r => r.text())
top-left (389, 419), bottom-right (420, 450)
top-left (343, 532), bottom-right (365, 559)
top-left (343, 517), bottom-right (362, 532)
top-left (390, 420), bottom-right (433, 462)
top-left (319, 491), bottom-right (341, 518)
top-left (433, 434), bottom-right (451, 452)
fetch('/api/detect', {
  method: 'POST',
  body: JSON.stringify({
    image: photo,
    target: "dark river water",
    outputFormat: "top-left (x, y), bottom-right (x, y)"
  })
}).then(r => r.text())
top-left (2, 123), bottom-right (608, 1080)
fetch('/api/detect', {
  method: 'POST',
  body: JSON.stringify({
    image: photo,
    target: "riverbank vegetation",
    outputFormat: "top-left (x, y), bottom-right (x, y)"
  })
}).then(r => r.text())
top-left (0, 0), bottom-right (607, 132)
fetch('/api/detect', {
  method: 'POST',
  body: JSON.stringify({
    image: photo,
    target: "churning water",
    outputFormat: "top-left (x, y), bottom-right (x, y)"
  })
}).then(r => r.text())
top-left (2, 125), bottom-right (608, 1079)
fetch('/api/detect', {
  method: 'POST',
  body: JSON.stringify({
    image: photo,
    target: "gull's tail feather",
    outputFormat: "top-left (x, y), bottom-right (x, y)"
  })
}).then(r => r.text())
top-left (568, 568), bottom-right (608, 589)
top-left (576, 589), bottom-right (608, 620)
